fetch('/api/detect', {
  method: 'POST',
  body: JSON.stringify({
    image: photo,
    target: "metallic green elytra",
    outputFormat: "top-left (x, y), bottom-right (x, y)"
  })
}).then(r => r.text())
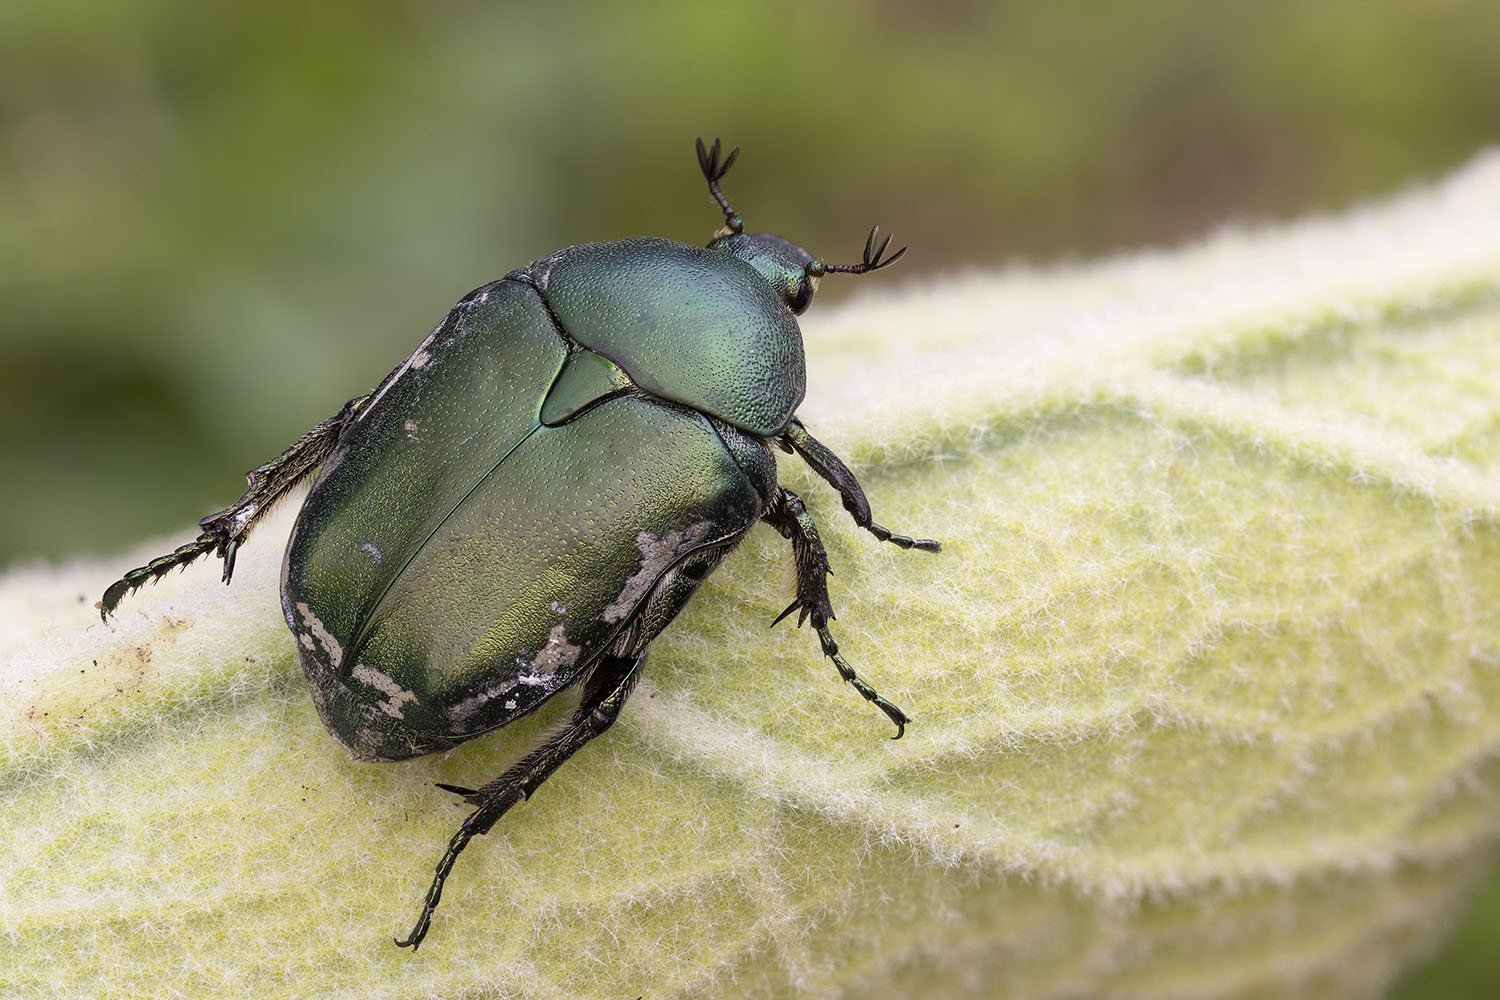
top-left (100, 139), bottom-right (940, 950)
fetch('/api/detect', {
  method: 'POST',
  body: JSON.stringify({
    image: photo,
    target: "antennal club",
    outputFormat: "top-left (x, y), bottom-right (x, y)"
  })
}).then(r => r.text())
top-left (824, 224), bottom-right (908, 275)
top-left (695, 137), bottom-right (743, 232)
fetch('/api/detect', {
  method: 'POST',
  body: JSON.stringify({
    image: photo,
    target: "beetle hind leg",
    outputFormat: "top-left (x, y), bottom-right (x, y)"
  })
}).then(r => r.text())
top-left (395, 651), bottom-right (645, 951)
top-left (98, 394), bottom-right (368, 620)
top-left (778, 418), bottom-right (940, 553)
top-left (763, 486), bottom-right (910, 739)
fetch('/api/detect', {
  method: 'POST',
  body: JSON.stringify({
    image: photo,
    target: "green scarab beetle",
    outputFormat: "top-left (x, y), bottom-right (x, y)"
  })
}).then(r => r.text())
top-left (101, 139), bottom-right (939, 949)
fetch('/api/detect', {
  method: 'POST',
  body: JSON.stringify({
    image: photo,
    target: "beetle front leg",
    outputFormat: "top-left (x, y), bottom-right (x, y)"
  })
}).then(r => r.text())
top-left (99, 394), bottom-right (369, 619)
top-left (395, 651), bottom-right (645, 951)
top-left (763, 486), bottom-right (910, 739)
top-left (778, 418), bottom-right (941, 553)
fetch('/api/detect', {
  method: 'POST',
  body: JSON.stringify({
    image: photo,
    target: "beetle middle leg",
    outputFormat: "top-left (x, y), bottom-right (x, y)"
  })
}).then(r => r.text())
top-left (778, 418), bottom-right (941, 553)
top-left (395, 650), bottom-right (644, 951)
top-left (762, 485), bottom-right (910, 739)
top-left (99, 393), bottom-right (369, 619)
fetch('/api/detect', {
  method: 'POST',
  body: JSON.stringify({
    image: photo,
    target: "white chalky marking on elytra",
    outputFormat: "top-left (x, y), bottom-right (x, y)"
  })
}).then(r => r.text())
top-left (530, 622), bottom-right (580, 677)
top-left (352, 663), bottom-right (418, 719)
top-left (448, 675), bottom-right (520, 724)
top-left (359, 542), bottom-right (384, 565)
top-left (603, 520), bottom-right (717, 622)
top-left (411, 349), bottom-right (431, 368)
top-left (295, 602), bottom-right (343, 669)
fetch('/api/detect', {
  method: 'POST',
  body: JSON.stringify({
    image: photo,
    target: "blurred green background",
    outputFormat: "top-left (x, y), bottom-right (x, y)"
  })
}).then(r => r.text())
top-left (3, 1), bottom-right (1497, 995)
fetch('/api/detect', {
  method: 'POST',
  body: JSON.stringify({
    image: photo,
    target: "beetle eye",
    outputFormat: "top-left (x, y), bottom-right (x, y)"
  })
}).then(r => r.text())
top-left (790, 276), bottom-right (815, 315)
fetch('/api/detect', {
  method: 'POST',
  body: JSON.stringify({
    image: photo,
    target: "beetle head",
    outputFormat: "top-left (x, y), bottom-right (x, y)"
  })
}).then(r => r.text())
top-left (696, 139), bottom-right (908, 316)
top-left (711, 232), bottom-right (822, 315)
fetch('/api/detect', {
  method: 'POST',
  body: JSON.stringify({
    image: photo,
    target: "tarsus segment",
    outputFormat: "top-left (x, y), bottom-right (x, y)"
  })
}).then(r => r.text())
top-left (395, 652), bottom-right (644, 951)
top-left (779, 418), bottom-right (941, 553)
top-left (762, 486), bottom-right (910, 738)
top-left (98, 394), bottom-right (368, 620)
